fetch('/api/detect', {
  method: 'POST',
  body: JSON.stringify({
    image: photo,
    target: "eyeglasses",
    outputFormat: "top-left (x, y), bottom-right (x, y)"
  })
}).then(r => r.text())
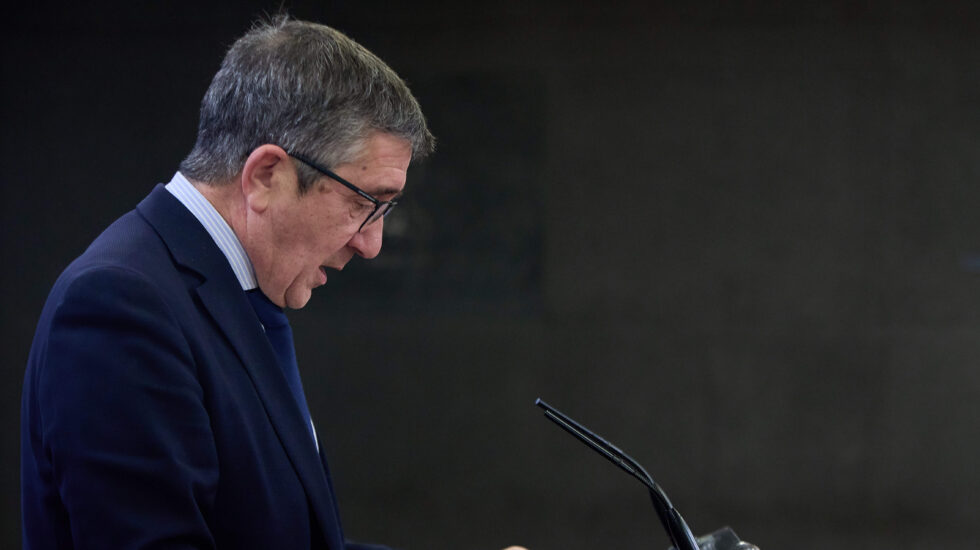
top-left (288, 152), bottom-right (398, 232)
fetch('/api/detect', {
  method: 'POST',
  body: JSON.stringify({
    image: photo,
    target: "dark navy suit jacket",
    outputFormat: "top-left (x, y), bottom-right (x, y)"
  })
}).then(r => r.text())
top-left (22, 185), bottom-right (389, 550)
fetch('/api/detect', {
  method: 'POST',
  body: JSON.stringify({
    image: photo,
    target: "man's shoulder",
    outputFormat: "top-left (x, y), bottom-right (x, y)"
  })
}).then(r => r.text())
top-left (66, 207), bottom-right (173, 285)
top-left (46, 187), bottom-right (198, 313)
top-left (32, 185), bottom-right (234, 347)
top-left (63, 184), bottom-right (201, 284)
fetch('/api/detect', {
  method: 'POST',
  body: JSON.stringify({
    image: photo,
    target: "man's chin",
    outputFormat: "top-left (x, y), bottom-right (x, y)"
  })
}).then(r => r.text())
top-left (283, 288), bottom-right (313, 310)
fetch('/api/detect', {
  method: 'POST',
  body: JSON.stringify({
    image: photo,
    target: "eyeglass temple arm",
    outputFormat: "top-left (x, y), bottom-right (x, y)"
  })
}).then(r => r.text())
top-left (288, 151), bottom-right (379, 204)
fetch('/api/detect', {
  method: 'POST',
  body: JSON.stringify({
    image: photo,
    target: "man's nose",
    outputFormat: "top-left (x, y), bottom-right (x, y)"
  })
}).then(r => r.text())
top-left (348, 220), bottom-right (384, 259)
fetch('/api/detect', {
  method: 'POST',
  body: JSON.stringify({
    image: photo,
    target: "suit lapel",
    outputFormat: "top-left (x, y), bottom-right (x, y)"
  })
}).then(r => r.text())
top-left (137, 185), bottom-right (345, 549)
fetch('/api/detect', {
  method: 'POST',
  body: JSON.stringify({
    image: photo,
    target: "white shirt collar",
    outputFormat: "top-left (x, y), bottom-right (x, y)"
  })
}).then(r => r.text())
top-left (164, 172), bottom-right (257, 290)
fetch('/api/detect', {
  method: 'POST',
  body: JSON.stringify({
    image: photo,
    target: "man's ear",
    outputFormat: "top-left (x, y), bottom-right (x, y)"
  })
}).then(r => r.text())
top-left (240, 145), bottom-right (293, 213)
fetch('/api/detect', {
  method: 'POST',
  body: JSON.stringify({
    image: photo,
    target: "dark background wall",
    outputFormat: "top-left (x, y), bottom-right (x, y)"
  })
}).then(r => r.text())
top-left (3, 2), bottom-right (978, 549)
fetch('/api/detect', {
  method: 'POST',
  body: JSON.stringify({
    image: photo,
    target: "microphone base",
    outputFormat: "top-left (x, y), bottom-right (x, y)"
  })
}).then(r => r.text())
top-left (669, 527), bottom-right (759, 550)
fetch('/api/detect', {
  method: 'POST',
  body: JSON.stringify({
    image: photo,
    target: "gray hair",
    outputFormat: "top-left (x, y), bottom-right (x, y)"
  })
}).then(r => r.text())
top-left (179, 16), bottom-right (434, 192)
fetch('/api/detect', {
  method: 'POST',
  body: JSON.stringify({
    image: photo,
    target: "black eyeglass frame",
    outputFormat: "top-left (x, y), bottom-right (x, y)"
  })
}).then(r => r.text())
top-left (288, 151), bottom-right (398, 232)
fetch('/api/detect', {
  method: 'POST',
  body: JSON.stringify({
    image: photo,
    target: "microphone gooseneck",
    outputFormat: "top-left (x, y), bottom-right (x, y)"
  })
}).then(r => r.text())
top-left (536, 398), bottom-right (700, 550)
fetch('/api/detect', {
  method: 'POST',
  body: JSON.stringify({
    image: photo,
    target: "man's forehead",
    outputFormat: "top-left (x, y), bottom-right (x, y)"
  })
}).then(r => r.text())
top-left (345, 134), bottom-right (412, 190)
top-left (351, 132), bottom-right (413, 167)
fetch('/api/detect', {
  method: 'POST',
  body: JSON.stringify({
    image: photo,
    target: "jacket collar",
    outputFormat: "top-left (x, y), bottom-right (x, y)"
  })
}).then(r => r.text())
top-left (136, 184), bottom-right (345, 548)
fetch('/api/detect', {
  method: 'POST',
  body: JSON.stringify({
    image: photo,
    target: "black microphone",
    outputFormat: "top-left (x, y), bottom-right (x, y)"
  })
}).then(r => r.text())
top-left (536, 398), bottom-right (756, 550)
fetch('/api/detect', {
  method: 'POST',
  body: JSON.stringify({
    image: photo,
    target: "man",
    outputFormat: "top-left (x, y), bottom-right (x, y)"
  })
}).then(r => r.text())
top-left (22, 16), bottom-right (523, 550)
